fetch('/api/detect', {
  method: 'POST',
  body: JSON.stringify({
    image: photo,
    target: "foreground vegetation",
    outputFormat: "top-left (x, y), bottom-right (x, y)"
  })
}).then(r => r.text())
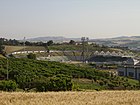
top-left (0, 58), bottom-right (139, 91)
top-left (0, 91), bottom-right (140, 105)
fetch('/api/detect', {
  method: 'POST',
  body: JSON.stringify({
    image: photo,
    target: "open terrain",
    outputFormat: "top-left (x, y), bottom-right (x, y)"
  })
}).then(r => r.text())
top-left (0, 91), bottom-right (140, 105)
top-left (90, 36), bottom-right (140, 49)
top-left (4, 46), bottom-right (46, 54)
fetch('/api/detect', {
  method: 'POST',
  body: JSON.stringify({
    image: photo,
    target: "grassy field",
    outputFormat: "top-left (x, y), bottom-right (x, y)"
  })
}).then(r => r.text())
top-left (4, 46), bottom-right (46, 54)
top-left (0, 91), bottom-right (140, 105)
top-left (4, 45), bottom-right (123, 54)
top-left (0, 54), bottom-right (5, 58)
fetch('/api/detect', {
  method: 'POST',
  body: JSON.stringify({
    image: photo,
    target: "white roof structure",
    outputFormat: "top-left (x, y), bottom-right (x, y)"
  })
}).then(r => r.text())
top-left (94, 51), bottom-right (99, 55)
top-left (105, 51), bottom-right (111, 56)
top-left (118, 52), bottom-right (123, 56)
top-left (99, 51), bottom-right (105, 55)
top-left (111, 51), bottom-right (117, 56)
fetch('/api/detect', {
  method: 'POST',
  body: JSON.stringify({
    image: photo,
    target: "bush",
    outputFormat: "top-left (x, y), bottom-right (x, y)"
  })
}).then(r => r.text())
top-left (27, 53), bottom-right (36, 59)
top-left (32, 77), bottom-right (49, 92)
top-left (34, 74), bottom-right (73, 92)
top-left (0, 80), bottom-right (17, 91)
top-left (47, 74), bottom-right (73, 91)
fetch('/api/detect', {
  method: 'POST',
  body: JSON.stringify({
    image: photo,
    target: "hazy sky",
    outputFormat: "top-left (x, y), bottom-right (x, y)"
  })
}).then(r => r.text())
top-left (0, 0), bottom-right (140, 39)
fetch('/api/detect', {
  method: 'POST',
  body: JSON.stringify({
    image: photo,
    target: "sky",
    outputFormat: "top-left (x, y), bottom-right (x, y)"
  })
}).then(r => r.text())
top-left (0, 0), bottom-right (140, 39)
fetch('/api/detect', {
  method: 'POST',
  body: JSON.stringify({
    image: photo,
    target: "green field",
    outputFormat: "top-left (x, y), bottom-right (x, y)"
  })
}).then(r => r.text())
top-left (0, 58), bottom-right (139, 92)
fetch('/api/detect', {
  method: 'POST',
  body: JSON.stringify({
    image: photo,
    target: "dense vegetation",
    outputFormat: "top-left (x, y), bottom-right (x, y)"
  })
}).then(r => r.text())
top-left (0, 58), bottom-right (139, 91)
top-left (49, 44), bottom-right (116, 52)
top-left (27, 53), bottom-right (36, 60)
top-left (0, 37), bottom-right (53, 46)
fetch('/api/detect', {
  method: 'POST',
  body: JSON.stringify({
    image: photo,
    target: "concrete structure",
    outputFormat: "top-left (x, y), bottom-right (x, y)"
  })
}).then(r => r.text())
top-left (118, 58), bottom-right (140, 79)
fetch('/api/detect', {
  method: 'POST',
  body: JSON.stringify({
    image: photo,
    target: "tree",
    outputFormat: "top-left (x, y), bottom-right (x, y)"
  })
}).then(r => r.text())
top-left (34, 74), bottom-right (73, 92)
top-left (0, 80), bottom-right (17, 91)
top-left (47, 40), bottom-right (53, 46)
top-left (69, 40), bottom-right (75, 45)
top-left (47, 74), bottom-right (73, 91)
top-left (27, 53), bottom-right (36, 59)
top-left (25, 41), bottom-right (32, 46)
top-left (0, 44), bottom-right (5, 54)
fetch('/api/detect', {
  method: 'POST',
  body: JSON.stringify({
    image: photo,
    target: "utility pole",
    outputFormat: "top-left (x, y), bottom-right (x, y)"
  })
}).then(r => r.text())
top-left (86, 37), bottom-right (89, 59)
top-left (46, 41), bottom-right (48, 57)
top-left (81, 37), bottom-right (85, 63)
top-left (23, 37), bottom-right (26, 52)
top-left (6, 58), bottom-right (9, 80)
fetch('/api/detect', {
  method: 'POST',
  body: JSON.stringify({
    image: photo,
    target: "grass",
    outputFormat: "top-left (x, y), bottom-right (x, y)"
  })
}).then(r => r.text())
top-left (4, 46), bottom-right (46, 54)
top-left (0, 91), bottom-right (140, 105)
top-left (49, 44), bottom-right (118, 52)
top-left (0, 54), bottom-right (5, 58)
top-left (4, 45), bottom-right (125, 58)
top-left (72, 78), bottom-right (104, 90)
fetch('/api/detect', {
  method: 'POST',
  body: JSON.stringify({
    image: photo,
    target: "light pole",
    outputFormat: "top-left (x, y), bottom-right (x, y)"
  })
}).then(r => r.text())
top-left (23, 37), bottom-right (26, 53)
top-left (81, 37), bottom-right (89, 63)
top-left (86, 37), bottom-right (89, 59)
top-left (81, 37), bottom-right (85, 62)
top-left (6, 58), bottom-right (9, 80)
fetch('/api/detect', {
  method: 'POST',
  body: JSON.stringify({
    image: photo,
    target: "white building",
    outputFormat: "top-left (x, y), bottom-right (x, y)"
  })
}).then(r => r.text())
top-left (118, 58), bottom-right (140, 79)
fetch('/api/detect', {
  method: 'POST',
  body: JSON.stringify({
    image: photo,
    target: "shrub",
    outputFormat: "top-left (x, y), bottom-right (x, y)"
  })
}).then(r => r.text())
top-left (0, 80), bottom-right (17, 91)
top-left (32, 75), bottom-right (73, 92)
top-left (47, 74), bottom-right (73, 91)
top-left (27, 53), bottom-right (36, 59)
top-left (32, 77), bottom-right (49, 92)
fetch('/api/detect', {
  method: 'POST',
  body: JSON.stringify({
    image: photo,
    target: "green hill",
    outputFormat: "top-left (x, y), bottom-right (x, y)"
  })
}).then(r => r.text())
top-left (49, 44), bottom-right (121, 52)
top-left (0, 58), bottom-right (139, 91)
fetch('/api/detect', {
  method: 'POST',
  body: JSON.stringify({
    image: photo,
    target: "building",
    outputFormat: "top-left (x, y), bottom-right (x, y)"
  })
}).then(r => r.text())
top-left (117, 58), bottom-right (140, 79)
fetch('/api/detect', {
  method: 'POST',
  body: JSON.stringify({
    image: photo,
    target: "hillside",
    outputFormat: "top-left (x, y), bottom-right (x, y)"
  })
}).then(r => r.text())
top-left (49, 44), bottom-right (119, 52)
top-left (26, 36), bottom-right (80, 42)
top-left (90, 36), bottom-right (140, 49)
top-left (4, 45), bottom-right (124, 60)
top-left (4, 44), bottom-right (118, 54)
top-left (4, 46), bottom-right (46, 54)
top-left (0, 58), bottom-right (139, 91)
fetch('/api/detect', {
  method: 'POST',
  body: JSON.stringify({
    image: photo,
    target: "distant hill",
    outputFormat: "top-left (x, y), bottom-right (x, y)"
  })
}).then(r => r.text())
top-left (111, 36), bottom-right (140, 41)
top-left (26, 36), bottom-right (80, 42)
top-left (90, 36), bottom-right (140, 41)
top-left (26, 35), bottom-right (140, 50)
top-left (90, 36), bottom-right (140, 49)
